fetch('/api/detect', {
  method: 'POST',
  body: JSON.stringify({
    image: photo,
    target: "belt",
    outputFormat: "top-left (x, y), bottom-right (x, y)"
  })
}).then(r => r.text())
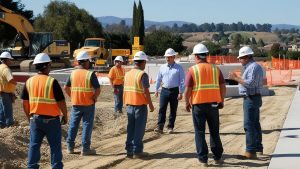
top-left (243, 94), bottom-right (261, 98)
top-left (162, 87), bottom-right (179, 91)
top-left (31, 114), bottom-right (59, 119)
top-left (31, 114), bottom-right (59, 123)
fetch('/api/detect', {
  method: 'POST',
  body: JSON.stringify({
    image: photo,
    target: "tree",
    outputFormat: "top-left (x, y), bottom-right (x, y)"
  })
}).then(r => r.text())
top-left (105, 20), bottom-right (130, 34)
top-left (258, 39), bottom-right (265, 47)
top-left (34, 1), bottom-right (103, 53)
top-left (137, 0), bottom-right (145, 45)
top-left (232, 33), bottom-right (243, 49)
top-left (269, 43), bottom-right (281, 57)
top-left (203, 41), bottom-right (221, 56)
top-left (0, 0), bottom-right (33, 47)
top-left (144, 30), bottom-right (186, 56)
top-left (131, 1), bottom-right (145, 45)
top-left (251, 37), bottom-right (257, 45)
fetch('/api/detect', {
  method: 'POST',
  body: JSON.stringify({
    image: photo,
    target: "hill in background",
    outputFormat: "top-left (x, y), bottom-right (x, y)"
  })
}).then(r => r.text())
top-left (97, 16), bottom-right (191, 27)
top-left (98, 16), bottom-right (300, 31)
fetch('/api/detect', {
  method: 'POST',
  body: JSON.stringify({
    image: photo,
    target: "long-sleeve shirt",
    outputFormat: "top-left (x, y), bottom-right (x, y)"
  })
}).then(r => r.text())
top-left (155, 62), bottom-right (185, 93)
top-left (239, 60), bottom-right (264, 96)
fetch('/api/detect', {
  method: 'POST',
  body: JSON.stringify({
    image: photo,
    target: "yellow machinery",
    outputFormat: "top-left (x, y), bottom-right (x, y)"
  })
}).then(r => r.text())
top-left (0, 5), bottom-right (70, 70)
top-left (73, 38), bottom-right (131, 71)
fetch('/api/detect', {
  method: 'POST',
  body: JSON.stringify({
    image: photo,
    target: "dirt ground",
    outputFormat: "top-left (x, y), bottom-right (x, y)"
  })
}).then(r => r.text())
top-left (0, 84), bottom-right (297, 169)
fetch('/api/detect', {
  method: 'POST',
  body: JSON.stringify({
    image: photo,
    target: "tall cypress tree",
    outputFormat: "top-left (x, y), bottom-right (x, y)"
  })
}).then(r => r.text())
top-left (137, 0), bottom-right (145, 45)
top-left (131, 1), bottom-right (138, 44)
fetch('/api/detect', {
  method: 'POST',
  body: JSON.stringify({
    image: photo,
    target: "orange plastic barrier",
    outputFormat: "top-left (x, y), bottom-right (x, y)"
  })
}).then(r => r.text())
top-left (266, 69), bottom-right (292, 86)
top-left (207, 56), bottom-right (239, 64)
top-left (272, 57), bottom-right (300, 70)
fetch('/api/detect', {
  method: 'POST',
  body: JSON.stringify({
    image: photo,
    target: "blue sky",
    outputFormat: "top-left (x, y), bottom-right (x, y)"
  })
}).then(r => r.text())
top-left (21, 0), bottom-right (300, 25)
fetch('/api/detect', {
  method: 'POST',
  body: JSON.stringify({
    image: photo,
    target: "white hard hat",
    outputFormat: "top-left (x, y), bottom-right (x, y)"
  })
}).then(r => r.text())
top-left (192, 43), bottom-right (209, 55)
top-left (76, 51), bottom-right (89, 61)
top-left (164, 48), bottom-right (177, 57)
top-left (238, 46), bottom-right (254, 58)
top-left (114, 56), bottom-right (124, 62)
top-left (133, 51), bottom-right (148, 61)
top-left (0, 52), bottom-right (13, 59)
top-left (33, 53), bottom-right (51, 64)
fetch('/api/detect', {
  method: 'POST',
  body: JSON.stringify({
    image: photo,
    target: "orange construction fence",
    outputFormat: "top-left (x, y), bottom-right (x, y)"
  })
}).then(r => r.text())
top-left (207, 56), bottom-right (239, 64)
top-left (271, 57), bottom-right (300, 70)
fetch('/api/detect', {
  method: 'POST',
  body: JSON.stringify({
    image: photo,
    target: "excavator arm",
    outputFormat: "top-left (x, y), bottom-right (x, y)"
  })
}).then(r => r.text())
top-left (0, 4), bottom-right (34, 42)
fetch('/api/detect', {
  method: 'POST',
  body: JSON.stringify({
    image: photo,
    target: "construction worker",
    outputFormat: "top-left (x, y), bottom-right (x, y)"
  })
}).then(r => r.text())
top-left (228, 46), bottom-right (264, 159)
top-left (154, 48), bottom-right (185, 134)
top-left (108, 56), bottom-right (125, 114)
top-left (0, 52), bottom-right (17, 128)
top-left (123, 51), bottom-right (154, 159)
top-left (21, 53), bottom-right (68, 169)
top-left (64, 51), bottom-right (100, 156)
top-left (184, 43), bottom-right (226, 167)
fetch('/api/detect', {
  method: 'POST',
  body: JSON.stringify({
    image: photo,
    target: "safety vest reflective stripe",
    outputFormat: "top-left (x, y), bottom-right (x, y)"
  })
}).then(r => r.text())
top-left (190, 63), bottom-right (222, 104)
top-left (124, 70), bottom-right (144, 93)
top-left (26, 75), bottom-right (60, 116)
top-left (115, 67), bottom-right (125, 80)
top-left (123, 69), bottom-right (148, 105)
top-left (70, 69), bottom-right (94, 105)
top-left (192, 64), bottom-right (219, 91)
top-left (71, 71), bottom-right (93, 92)
top-left (28, 76), bottom-right (56, 104)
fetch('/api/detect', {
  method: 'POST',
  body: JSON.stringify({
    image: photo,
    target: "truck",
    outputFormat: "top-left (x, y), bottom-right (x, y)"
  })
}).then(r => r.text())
top-left (73, 38), bottom-right (131, 71)
top-left (0, 5), bottom-right (71, 71)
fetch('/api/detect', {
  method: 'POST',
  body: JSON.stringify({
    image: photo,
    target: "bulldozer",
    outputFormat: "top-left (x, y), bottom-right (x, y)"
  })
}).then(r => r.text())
top-left (0, 4), bottom-right (70, 71)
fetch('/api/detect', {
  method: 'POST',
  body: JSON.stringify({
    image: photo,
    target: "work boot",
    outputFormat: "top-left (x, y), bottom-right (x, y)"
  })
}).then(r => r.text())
top-left (256, 149), bottom-right (263, 155)
top-left (81, 149), bottom-right (96, 156)
top-left (198, 159), bottom-right (208, 167)
top-left (133, 152), bottom-right (149, 159)
top-left (126, 152), bottom-right (133, 159)
top-left (66, 148), bottom-right (74, 154)
top-left (243, 152), bottom-right (257, 159)
top-left (166, 128), bottom-right (173, 134)
top-left (154, 127), bottom-right (163, 134)
top-left (214, 157), bottom-right (224, 165)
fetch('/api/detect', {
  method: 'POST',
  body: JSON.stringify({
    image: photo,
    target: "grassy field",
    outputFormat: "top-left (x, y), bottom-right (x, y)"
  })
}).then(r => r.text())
top-left (182, 31), bottom-right (279, 49)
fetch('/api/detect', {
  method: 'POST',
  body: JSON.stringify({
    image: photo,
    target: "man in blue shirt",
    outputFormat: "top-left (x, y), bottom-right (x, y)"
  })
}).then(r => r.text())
top-left (154, 48), bottom-right (185, 134)
top-left (228, 46), bottom-right (264, 159)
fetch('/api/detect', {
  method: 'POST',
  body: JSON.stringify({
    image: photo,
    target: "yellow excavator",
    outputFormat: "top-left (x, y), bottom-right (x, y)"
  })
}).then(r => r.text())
top-left (0, 5), bottom-right (70, 71)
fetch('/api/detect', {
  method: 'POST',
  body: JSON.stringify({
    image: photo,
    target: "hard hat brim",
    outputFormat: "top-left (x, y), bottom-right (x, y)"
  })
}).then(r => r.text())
top-left (164, 52), bottom-right (178, 57)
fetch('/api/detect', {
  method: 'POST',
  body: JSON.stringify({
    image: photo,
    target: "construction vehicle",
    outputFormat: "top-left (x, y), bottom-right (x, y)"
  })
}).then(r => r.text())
top-left (0, 4), bottom-right (70, 71)
top-left (73, 38), bottom-right (130, 71)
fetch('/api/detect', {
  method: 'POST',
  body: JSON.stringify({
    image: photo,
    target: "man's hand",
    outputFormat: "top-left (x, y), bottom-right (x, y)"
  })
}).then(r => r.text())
top-left (185, 103), bottom-right (191, 112)
top-left (228, 72), bottom-right (237, 80)
top-left (218, 102), bottom-right (224, 109)
top-left (149, 103), bottom-right (155, 112)
top-left (61, 116), bottom-right (68, 125)
top-left (154, 92), bottom-right (159, 97)
top-left (177, 93), bottom-right (183, 100)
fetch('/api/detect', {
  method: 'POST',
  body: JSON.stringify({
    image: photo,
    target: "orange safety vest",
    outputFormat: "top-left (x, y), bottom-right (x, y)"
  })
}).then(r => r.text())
top-left (26, 74), bottom-right (60, 116)
top-left (70, 69), bottom-right (94, 106)
top-left (189, 63), bottom-right (222, 104)
top-left (108, 66), bottom-right (125, 85)
top-left (123, 69), bottom-right (148, 105)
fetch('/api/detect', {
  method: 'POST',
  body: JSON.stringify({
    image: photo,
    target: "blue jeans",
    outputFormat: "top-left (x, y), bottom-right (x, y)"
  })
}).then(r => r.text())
top-left (0, 93), bottom-right (14, 128)
top-left (66, 104), bottom-right (95, 151)
top-left (243, 95), bottom-right (263, 153)
top-left (157, 87), bottom-right (179, 129)
top-left (113, 85), bottom-right (123, 112)
top-left (28, 115), bottom-right (63, 169)
top-left (125, 105), bottom-right (148, 154)
top-left (192, 104), bottom-right (223, 162)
